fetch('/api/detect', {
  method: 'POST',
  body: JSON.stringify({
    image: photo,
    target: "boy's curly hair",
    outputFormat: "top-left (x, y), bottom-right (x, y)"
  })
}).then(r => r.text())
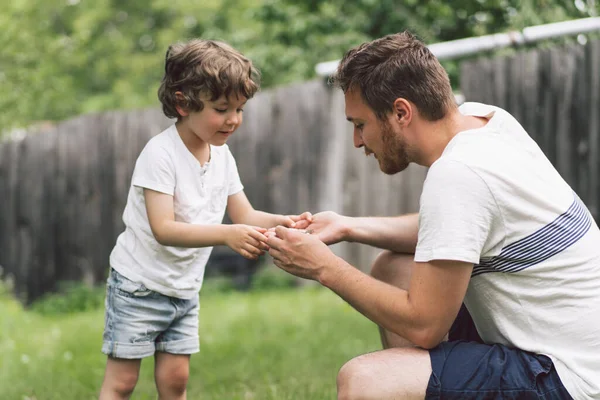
top-left (158, 39), bottom-right (260, 119)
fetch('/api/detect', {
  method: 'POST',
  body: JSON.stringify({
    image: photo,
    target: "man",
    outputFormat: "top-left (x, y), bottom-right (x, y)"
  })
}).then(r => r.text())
top-left (265, 31), bottom-right (599, 399)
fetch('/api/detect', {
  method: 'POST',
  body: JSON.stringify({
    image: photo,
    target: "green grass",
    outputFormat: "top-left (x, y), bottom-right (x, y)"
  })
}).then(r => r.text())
top-left (0, 286), bottom-right (381, 399)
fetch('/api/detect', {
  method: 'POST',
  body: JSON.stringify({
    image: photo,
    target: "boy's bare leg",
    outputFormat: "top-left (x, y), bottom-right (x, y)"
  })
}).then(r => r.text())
top-left (99, 357), bottom-right (141, 400)
top-left (154, 352), bottom-right (190, 400)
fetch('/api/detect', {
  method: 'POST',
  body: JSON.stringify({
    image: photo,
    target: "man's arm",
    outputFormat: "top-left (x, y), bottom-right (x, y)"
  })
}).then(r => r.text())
top-left (319, 257), bottom-right (472, 348)
top-left (345, 214), bottom-right (419, 253)
top-left (266, 226), bottom-right (471, 349)
top-left (308, 212), bottom-right (419, 253)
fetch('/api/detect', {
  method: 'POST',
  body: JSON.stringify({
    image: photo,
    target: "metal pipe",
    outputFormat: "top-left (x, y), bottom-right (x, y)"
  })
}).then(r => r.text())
top-left (315, 17), bottom-right (600, 76)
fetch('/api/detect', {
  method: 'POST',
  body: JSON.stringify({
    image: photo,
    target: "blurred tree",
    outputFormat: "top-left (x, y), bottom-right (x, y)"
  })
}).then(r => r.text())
top-left (0, 0), bottom-right (595, 132)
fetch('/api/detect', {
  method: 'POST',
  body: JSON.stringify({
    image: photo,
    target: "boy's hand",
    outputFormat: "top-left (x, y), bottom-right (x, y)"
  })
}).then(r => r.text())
top-left (281, 212), bottom-right (313, 229)
top-left (225, 225), bottom-right (269, 260)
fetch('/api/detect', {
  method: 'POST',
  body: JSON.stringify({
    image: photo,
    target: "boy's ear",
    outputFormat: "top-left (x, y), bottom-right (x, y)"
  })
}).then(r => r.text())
top-left (174, 91), bottom-right (189, 117)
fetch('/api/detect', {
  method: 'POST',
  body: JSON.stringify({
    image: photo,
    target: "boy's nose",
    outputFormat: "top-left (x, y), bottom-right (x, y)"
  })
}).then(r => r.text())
top-left (227, 114), bottom-right (239, 126)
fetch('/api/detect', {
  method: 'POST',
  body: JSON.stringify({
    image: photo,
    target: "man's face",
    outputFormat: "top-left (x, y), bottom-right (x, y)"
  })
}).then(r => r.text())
top-left (378, 118), bottom-right (410, 175)
top-left (344, 88), bottom-right (410, 175)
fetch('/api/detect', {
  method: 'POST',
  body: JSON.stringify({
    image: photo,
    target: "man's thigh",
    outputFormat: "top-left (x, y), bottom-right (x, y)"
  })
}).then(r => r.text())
top-left (337, 347), bottom-right (432, 399)
top-left (430, 304), bottom-right (573, 399)
top-left (427, 340), bottom-right (573, 399)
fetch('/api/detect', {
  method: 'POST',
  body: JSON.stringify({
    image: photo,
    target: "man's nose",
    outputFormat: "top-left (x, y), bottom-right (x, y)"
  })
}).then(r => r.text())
top-left (353, 129), bottom-right (364, 148)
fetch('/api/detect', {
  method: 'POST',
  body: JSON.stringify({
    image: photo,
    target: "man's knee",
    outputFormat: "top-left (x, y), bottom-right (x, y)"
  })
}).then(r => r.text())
top-left (337, 357), bottom-right (362, 400)
top-left (370, 251), bottom-right (413, 287)
top-left (338, 349), bottom-right (431, 400)
top-left (337, 355), bottom-right (377, 400)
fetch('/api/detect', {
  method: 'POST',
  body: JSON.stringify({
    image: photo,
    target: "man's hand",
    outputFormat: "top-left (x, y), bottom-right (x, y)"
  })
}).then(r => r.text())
top-left (304, 211), bottom-right (351, 245)
top-left (224, 225), bottom-right (269, 260)
top-left (266, 226), bottom-right (339, 281)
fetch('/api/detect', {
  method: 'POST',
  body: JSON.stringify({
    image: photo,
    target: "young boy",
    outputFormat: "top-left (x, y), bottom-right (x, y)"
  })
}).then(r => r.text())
top-left (99, 39), bottom-right (311, 400)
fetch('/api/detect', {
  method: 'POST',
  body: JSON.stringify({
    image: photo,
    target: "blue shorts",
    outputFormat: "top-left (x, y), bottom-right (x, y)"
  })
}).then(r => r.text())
top-left (426, 305), bottom-right (573, 399)
top-left (102, 268), bottom-right (200, 359)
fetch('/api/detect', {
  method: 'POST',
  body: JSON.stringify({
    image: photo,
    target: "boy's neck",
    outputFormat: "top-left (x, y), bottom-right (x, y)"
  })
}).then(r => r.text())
top-left (175, 121), bottom-right (211, 165)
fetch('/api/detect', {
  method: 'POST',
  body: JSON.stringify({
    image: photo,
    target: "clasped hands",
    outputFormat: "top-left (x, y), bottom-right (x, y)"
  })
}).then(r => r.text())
top-left (229, 211), bottom-right (349, 281)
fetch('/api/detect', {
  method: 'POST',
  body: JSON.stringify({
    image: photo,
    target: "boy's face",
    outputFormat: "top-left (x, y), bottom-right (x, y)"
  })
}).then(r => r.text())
top-left (180, 94), bottom-right (247, 146)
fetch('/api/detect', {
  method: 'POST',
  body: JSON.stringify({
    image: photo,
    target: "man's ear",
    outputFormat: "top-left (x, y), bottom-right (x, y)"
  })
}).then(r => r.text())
top-left (174, 91), bottom-right (189, 117)
top-left (392, 98), bottom-right (412, 126)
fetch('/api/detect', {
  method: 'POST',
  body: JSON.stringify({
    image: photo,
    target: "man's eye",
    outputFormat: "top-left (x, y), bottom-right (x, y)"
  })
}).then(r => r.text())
top-left (356, 124), bottom-right (364, 130)
top-left (237, 108), bottom-right (244, 113)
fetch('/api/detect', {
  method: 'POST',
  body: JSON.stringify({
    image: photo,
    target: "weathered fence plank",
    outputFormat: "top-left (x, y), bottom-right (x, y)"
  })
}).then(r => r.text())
top-left (0, 80), bottom-right (426, 302)
top-left (586, 41), bottom-right (600, 220)
top-left (460, 41), bottom-right (600, 224)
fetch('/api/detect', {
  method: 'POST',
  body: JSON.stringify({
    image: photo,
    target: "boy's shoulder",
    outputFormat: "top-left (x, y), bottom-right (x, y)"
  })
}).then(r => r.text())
top-left (210, 143), bottom-right (236, 161)
top-left (141, 125), bottom-right (178, 154)
top-left (212, 142), bottom-right (230, 154)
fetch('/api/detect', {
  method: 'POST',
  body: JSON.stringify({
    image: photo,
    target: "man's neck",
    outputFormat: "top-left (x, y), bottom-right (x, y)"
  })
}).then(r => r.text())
top-left (417, 110), bottom-right (489, 167)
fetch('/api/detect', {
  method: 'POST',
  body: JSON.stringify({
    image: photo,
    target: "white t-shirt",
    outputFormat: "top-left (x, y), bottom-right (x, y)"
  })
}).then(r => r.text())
top-left (110, 124), bottom-right (244, 299)
top-left (415, 102), bottom-right (600, 399)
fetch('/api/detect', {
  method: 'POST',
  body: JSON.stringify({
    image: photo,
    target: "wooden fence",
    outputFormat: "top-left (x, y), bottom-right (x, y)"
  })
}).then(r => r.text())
top-left (5, 38), bottom-right (598, 303)
top-left (460, 40), bottom-right (600, 220)
top-left (0, 80), bottom-right (426, 303)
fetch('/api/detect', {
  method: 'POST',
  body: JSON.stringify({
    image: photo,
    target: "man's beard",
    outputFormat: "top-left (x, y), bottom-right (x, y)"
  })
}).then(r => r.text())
top-left (376, 119), bottom-right (410, 175)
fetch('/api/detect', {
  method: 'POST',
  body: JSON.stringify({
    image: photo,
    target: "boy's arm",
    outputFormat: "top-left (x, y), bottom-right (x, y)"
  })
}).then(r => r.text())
top-left (144, 189), bottom-right (266, 260)
top-left (226, 191), bottom-right (296, 228)
top-left (145, 188), bottom-right (230, 247)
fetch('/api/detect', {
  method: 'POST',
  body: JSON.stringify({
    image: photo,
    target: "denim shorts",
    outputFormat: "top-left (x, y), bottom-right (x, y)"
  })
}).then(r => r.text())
top-left (426, 305), bottom-right (573, 399)
top-left (102, 268), bottom-right (200, 359)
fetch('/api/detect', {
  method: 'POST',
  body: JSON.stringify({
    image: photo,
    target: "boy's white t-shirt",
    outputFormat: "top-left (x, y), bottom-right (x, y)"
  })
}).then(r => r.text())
top-left (110, 124), bottom-right (244, 299)
top-left (415, 102), bottom-right (600, 399)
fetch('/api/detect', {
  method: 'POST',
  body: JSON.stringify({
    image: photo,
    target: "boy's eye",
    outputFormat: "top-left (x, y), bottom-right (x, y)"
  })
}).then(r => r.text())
top-left (215, 108), bottom-right (227, 113)
top-left (237, 108), bottom-right (244, 113)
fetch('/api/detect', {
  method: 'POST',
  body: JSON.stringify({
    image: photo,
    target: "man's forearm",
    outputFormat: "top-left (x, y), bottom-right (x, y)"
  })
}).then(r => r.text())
top-left (318, 257), bottom-right (433, 347)
top-left (346, 213), bottom-right (419, 253)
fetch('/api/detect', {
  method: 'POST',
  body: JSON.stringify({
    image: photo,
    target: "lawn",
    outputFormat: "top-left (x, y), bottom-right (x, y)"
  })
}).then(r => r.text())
top-left (0, 284), bottom-right (381, 399)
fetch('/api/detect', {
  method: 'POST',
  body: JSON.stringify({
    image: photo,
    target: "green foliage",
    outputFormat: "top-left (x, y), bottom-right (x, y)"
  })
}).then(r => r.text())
top-left (29, 281), bottom-right (106, 315)
top-left (27, 264), bottom-right (298, 314)
top-left (200, 275), bottom-right (238, 296)
top-left (198, 264), bottom-right (299, 296)
top-left (250, 264), bottom-right (298, 291)
top-left (1, 288), bottom-right (379, 399)
top-left (0, 0), bottom-right (596, 131)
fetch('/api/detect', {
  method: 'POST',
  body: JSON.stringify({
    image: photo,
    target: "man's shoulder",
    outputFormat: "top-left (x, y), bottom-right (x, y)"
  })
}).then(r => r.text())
top-left (425, 158), bottom-right (484, 189)
top-left (458, 101), bottom-right (502, 116)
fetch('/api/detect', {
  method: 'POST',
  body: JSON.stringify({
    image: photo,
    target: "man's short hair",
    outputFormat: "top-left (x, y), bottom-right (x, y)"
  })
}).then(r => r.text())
top-left (330, 31), bottom-right (455, 121)
top-left (158, 39), bottom-right (260, 119)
